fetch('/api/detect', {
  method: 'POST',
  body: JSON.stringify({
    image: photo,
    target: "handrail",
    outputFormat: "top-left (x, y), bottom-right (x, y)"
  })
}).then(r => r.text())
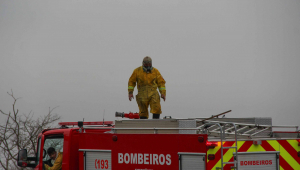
top-left (82, 127), bottom-right (202, 130)
top-left (78, 125), bottom-right (299, 133)
top-left (203, 123), bottom-right (225, 170)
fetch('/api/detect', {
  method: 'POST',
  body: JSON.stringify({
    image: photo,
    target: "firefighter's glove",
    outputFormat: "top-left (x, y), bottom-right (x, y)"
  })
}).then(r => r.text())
top-left (161, 94), bottom-right (166, 101)
top-left (129, 93), bottom-right (134, 101)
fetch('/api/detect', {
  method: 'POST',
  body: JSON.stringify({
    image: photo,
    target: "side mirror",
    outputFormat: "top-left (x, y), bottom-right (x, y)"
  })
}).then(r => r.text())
top-left (17, 149), bottom-right (28, 167)
top-left (17, 149), bottom-right (37, 168)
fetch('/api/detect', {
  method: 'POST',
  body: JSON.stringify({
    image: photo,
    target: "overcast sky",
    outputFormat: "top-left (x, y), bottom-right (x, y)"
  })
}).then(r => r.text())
top-left (1, 0), bottom-right (300, 128)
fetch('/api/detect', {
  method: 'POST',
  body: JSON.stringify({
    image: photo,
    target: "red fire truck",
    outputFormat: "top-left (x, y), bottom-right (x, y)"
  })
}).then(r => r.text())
top-left (17, 112), bottom-right (300, 170)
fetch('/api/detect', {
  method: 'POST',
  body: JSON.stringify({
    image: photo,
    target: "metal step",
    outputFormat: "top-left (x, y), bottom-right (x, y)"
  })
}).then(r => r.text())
top-left (223, 146), bottom-right (237, 149)
top-left (223, 161), bottom-right (237, 164)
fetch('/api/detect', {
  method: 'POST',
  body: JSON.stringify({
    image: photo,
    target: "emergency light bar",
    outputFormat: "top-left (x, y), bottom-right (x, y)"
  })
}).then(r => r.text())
top-left (59, 121), bottom-right (113, 126)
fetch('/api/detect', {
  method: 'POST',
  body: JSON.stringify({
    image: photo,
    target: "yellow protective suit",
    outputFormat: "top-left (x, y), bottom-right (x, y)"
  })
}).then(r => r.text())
top-left (44, 152), bottom-right (63, 170)
top-left (128, 66), bottom-right (166, 118)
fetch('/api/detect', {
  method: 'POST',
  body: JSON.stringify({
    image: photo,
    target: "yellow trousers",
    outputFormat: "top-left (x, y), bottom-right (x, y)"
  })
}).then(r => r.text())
top-left (136, 88), bottom-right (161, 118)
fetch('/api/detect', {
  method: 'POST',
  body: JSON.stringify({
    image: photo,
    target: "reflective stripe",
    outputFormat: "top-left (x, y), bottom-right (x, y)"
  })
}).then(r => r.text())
top-left (287, 140), bottom-right (300, 151)
top-left (277, 140), bottom-right (300, 169)
top-left (247, 143), bottom-right (266, 152)
top-left (208, 140), bottom-right (300, 170)
top-left (211, 141), bottom-right (236, 170)
top-left (128, 86), bottom-right (134, 89)
top-left (269, 140), bottom-right (297, 169)
top-left (159, 87), bottom-right (166, 91)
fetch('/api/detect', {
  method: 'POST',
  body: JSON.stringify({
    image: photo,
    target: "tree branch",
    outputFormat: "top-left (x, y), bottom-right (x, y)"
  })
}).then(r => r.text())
top-left (0, 90), bottom-right (60, 169)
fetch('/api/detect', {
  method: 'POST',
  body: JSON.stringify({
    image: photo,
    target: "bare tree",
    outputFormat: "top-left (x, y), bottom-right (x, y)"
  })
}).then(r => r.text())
top-left (0, 90), bottom-right (60, 170)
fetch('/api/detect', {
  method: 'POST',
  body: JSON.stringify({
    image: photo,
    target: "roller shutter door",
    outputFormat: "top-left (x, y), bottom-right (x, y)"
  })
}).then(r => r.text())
top-left (235, 151), bottom-right (279, 170)
top-left (81, 149), bottom-right (112, 170)
top-left (178, 152), bottom-right (206, 170)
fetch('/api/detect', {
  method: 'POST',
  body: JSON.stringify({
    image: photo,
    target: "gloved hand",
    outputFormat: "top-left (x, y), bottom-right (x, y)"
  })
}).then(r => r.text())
top-left (129, 94), bottom-right (134, 101)
top-left (161, 94), bottom-right (166, 101)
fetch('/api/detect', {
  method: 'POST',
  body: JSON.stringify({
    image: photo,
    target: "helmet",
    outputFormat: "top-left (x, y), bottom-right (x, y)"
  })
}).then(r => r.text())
top-left (142, 56), bottom-right (153, 72)
top-left (143, 56), bottom-right (152, 64)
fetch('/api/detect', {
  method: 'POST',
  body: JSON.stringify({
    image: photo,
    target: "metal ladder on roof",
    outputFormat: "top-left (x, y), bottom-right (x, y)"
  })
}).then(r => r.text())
top-left (202, 120), bottom-right (273, 139)
top-left (201, 122), bottom-right (239, 170)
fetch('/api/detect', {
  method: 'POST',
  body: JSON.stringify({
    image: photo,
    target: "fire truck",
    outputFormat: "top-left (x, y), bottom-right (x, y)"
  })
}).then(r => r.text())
top-left (17, 111), bottom-right (300, 170)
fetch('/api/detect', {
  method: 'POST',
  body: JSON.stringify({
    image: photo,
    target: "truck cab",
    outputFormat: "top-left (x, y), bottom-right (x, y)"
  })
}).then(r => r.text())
top-left (17, 121), bottom-right (114, 170)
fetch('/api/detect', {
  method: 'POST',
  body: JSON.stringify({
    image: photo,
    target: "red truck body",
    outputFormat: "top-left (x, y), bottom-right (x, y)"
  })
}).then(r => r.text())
top-left (31, 127), bottom-right (207, 170)
top-left (17, 118), bottom-right (300, 170)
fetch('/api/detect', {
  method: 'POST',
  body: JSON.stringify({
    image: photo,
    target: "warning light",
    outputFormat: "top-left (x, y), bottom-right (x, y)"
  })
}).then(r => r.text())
top-left (208, 154), bottom-right (215, 160)
top-left (22, 162), bottom-right (28, 167)
top-left (198, 136), bottom-right (204, 143)
top-left (297, 139), bottom-right (300, 146)
top-left (206, 141), bottom-right (218, 149)
top-left (112, 135), bottom-right (118, 142)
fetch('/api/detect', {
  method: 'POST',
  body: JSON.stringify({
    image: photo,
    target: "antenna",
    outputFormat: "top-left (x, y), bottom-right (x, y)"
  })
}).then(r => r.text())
top-left (103, 109), bottom-right (105, 126)
top-left (82, 118), bottom-right (85, 133)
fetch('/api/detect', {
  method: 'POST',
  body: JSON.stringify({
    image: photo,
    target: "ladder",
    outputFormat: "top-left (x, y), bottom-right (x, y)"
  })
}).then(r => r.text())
top-left (200, 122), bottom-right (239, 170)
top-left (200, 120), bottom-right (274, 139)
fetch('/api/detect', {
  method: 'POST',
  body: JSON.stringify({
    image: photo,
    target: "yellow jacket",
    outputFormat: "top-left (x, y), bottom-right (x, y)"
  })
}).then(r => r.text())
top-left (44, 152), bottom-right (63, 170)
top-left (128, 66), bottom-right (166, 96)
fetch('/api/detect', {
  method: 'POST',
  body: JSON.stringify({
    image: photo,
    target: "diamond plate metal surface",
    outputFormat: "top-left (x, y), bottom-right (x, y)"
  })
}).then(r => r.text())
top-left (179, 120), bottom-right (196, 134)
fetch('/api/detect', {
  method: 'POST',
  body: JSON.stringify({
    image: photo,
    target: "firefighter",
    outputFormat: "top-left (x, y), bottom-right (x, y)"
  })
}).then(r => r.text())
top-left (43, 147), bottom-right (62, 170)
top-left (128, 56), bottom-right (166, 119)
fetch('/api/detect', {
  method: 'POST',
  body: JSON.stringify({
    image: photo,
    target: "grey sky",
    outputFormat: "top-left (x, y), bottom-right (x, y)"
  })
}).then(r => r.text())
top-left (1, 0), bottom-right (300, 127)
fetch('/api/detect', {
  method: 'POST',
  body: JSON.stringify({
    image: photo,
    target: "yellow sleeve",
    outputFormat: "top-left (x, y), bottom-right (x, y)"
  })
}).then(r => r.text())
top-left (128, 69), bottom-right (137, 94)
top-left (44, 164), bottom-right (50, 170)
top-left (156, 69), bottom-right (166, 95)
top-left (44, 152), bottom-right (63, 170)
